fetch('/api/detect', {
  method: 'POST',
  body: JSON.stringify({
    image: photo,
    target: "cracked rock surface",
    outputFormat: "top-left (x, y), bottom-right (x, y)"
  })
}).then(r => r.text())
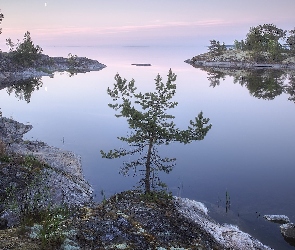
top-left (0, 117), bottom-right (93, 227)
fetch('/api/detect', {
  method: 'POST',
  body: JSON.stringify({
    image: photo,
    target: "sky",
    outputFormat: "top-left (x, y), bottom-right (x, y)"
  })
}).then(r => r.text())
top-left (0, 0), bottom-right (294, 49)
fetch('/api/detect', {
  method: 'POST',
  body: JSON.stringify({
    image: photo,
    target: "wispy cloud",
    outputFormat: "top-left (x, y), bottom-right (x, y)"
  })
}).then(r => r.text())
top-left (3, 19), bottom-right (230, 37)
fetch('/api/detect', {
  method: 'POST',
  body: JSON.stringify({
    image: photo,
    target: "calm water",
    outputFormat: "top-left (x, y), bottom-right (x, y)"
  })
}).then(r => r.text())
top-left (1, 46), bottom-right (295, 249)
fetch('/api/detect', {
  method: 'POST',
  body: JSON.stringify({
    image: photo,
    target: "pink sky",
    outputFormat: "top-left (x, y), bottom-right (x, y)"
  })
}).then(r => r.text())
top-left (0, 0), bottom-right (294, 49)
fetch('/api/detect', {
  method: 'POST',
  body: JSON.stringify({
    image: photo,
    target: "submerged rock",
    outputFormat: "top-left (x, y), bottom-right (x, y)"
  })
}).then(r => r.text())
top-left (264, 214), bottom-right (290, 224)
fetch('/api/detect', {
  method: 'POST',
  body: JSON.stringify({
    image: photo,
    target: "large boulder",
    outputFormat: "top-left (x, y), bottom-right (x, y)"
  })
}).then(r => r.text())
top-left (280, 223), bottom-right (295, 246)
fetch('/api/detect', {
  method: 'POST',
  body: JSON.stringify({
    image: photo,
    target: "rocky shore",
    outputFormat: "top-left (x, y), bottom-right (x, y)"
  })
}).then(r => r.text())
top-left (0, 117), bottom-right (94, 228)
top-left (0, 52), bottom-right (106, 88)
top-left (264, 215), bottom-right (295, 247)
top-left (0, 117), bottom-right (275, 249)
top-left (185, 50), bottom-right (295, 70)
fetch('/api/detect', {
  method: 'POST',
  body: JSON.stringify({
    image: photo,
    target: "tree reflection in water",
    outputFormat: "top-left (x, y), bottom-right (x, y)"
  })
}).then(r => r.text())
top-left (6, 77), bottom-right (43, 103)
top-left (233, 69), bottom-right (286, 100)
top-left (285, 73), bottom-right (295, 102)
top-left (201, 67), bottom-right (295, 102)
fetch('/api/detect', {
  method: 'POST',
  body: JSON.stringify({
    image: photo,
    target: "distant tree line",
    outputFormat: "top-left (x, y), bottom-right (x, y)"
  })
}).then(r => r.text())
top-left (208, 24), bottom-right (295, 63)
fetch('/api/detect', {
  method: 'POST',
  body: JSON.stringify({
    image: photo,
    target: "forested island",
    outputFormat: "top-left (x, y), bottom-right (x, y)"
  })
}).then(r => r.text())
top-left (0, 31), bottom-right (106, 88)
top-left (186, 24), bottom-right (295, 69)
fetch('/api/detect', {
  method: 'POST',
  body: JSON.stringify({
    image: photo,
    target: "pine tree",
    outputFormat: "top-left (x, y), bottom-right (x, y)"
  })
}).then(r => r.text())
top-left (101, 69), bottom-right (212, 194)
top-left (0, 10), bottom-right (3, 35)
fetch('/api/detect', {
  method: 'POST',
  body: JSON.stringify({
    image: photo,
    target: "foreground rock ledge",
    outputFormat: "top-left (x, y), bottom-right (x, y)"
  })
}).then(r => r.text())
top-left (0, 117), bottom-right (272, 249)
top-left (63, 191), bottom-right (272, 249)
top-left (0, 117), bottom-right (94, 227)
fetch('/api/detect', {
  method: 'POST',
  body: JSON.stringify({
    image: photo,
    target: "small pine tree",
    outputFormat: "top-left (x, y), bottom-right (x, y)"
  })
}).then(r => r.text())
top-left (0, 10), bottom-right (3, 35)
top-left (6, 31), bottom-right (43, 66)
top-left (101, 69), bottom-right (212, 193)
top-left (208, 40), bottom-right (227, 56)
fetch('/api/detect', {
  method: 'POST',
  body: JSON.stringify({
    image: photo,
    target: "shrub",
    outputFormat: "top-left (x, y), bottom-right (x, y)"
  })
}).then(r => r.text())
top-left (6, 31), bottom-right (43, 67)
top-left (208, 40), bottom-right (227, 56)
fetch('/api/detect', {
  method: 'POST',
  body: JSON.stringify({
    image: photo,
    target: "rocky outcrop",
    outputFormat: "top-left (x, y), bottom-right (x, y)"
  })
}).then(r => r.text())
top-left (185, 50), bottom-right (295, 70)
top-left (0, 117), bottom-right (274, 249)
top-left (175, 197), bottom-right (272, 250)
top-left (57, 191), bottom-right (271, 249)
top-left (0, 52), bottom-right (106, 87)
top-left (0, 117), bottom-right (93, 227)
top-left (264, 215), bottom-right (290, 224)
top-left (264, 214), bottom-right (295, 247)
top-left (280, 223), bottom-right (295, 246)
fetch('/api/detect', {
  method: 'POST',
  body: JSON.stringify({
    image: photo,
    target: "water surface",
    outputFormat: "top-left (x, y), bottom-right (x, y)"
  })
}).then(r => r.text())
top-left (1, 45), bottom-right (295, 249)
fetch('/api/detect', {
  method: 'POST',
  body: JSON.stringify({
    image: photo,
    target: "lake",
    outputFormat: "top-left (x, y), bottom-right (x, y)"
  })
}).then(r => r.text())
top-left (1, 45), bottom-right (295, 249)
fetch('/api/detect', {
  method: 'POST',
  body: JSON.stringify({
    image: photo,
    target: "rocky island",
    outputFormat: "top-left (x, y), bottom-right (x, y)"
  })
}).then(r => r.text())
top-left (185, 49), bottom-right (295, 70)
top-left (0, 52), bottom-right (106, 89)
top-left (185, 24), bottom-right (295, 70)
top-left (0, 31), bottom-right (106, 90)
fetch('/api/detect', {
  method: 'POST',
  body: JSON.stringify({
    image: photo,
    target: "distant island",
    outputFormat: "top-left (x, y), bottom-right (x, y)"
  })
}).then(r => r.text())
top-left (0, 31), bottom-right (106, 87)
top-left (186, 24), bottom-right (295, 69)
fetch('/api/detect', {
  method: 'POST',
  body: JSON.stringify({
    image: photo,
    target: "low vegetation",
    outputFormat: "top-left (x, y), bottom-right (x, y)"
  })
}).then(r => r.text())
top-left (0, 139), bottom-right (77, 249)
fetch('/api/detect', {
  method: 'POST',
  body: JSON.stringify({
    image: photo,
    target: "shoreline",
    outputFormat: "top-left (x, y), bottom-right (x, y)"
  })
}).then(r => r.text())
top-left (185, 58), bottom-right (295, 70)
top-left (0, 116), bottom-right (273, 249)
top-left (0, 53), bottom-right (106, 88)
top-left (185, 49), bottom-right (295, 70)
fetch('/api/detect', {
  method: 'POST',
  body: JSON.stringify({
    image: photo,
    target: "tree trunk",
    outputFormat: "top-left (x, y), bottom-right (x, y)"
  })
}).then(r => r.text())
top-left (145, 138), bottom-right (153, 194)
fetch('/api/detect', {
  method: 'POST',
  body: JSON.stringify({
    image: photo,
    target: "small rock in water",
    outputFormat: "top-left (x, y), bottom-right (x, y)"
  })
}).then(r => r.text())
top-left (263, 214), bottom-right (290, 223)
top-left (131, 63), bottom-right (151, 66)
